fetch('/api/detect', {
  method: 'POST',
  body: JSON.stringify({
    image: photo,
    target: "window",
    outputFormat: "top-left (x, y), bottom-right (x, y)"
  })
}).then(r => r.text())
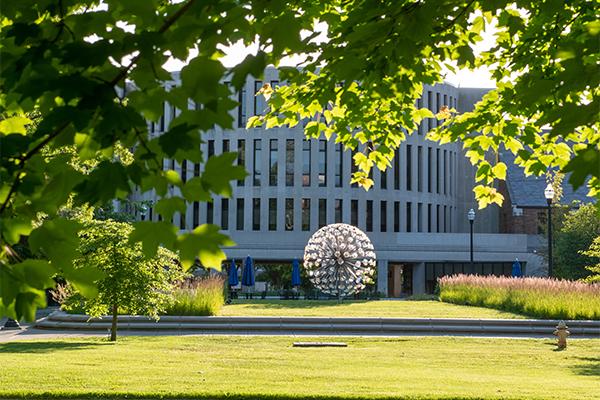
top-left (406, 202), bottom-right (412, 232)
top-left (351, 200), bottom-right (358, 226)
top-left (318, 140), bottom-right (327, 186)
top-left (380, 201), bottom-right (387, 232)
top-left (435, 93), bottom-right (440, 127)
top-left (335, 144), bottom-right (343, 187)
top-left (417, 146), bottom-right (423, 192)
top-left (351, 149), bottom-right (358, 188)
top-left (221, 199), bottom-right (229, 230)
top-left (427, 91), bottom-right (433, 131)
top-left (418, 203), bottom-right (423, 232)
top-left (302, 140), bottom-right (311, 186)
top-left (318, 198), bottom-right (327, 227)
top-left (427, 204), bottom-right (432, 233)
top-left (252, 198), bottom-right (260, 231)
top-left (270, 80), bottom-right (279, 89)
top-left (302, 199), bottom-right (311, 231)
top-left (180, 213), bottom-right (186, 229)
top-left (207, 140), bottom-right (214, 158)
top-left (335, 199), bottom-right (342, 223)
top-left (285, 198), bottom-right (294, 231)
top-left (443, 205), bottom-right (447, 232)
top-left (206, 202), bottom-right (213, 224)
top-left (268, 198), bottom-right (277, 231)
top-left (193, 202), bottom-right (199, 227)
top-left (443, 150), bottom-right (447, 195)
top-left (380, 169), bottom-right (387, 189)
top-left (254, 80), bottom-right (264, 115)
top-left (223, 139), bottom-right (230, 153)
top-left (253, 139), bottom-right (261, 186)
top-left (416, 98), bottom-right (423, 135)
top-left (194, 162), bottom-right (200, 177)
top-left (436, 205), bottom-right (441, 233)
top-left (394, 147), bottom-right (400, 190)
top-left (286, 139), bottom-right (294, 186)
top-left (406, 144), bottom-right (412, 191)
top-left (236, 199), bottom-right (244, 230)
top-left (394, 201), bottom-right (400, 232)
top-left (427, 147), bottom-right (432, 192)
top-left (366, 200), bottom-right (373, 232)
top-left (269, 139), bottom-right (277, 186)
top-left (237, 87), bottom-right (246, 128)
top-left (443, 94), bottom-right (447, 109)
top-left (181, 160), bottom-right (187, 183)
top-left (449, 152), bottom-right (453, 195)
top-left (436, 149), bottom-right (441, 194)
top-left (237, 139), bottom-right (245, 186)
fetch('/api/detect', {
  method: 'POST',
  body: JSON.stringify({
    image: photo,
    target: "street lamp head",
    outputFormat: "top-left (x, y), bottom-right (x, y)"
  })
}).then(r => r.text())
top-left (467, 208), bottom-right (475, 221)
top-left (544, 183), bottom-right (555, 203)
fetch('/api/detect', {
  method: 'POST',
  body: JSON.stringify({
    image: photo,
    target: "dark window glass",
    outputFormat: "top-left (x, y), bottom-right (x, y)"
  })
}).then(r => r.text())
top-left (427, 91), bottom-right (433, 131)
top-left (223, 139), bottom-right (230, 153)
top-left (436, 149), bottom-right (441, 194)
top-left (406, 145), bottom-right (412, 191)
top-left (436, 205), bottom-right (440, 233)
top-left (181, 160), bottom-right (187, 183)
top-left (427, 204), bottom-right (432, 233)
top-left (427, 147), bottom-right (432, 192)
top-left (351, 199), bottom-right (358, 226)
top-left (237, 139), bottom-right (245, 186)
top-left (302, 199), bottom-right (310, 231)
top-left (318, 198), bottom-right (327, 227)
top-left (443, 150), bottom-right (447, 195)
top-left (208, 140), bottom-right (214, 158)
top-left (254, 80), bottom-right (263, 115)
top-left (206, 202), bottom-right (213, 224)
top-left (221, 199), bottom-right (229, 230)
top-left (180, 212), bottom-right (186, 229)
top-left (236, 199), bottom-right (244, 230)
top-left (285, 198), bottom-right (294, 231)
top-left (406, 202), bottom-right (412, 232)
top-left (366, 200), bottom-right (373, 232)
top-left (444, 205), bottom-right (447, 232)
top-left (394, 147), bottom-right (400, 190)
top-left (302, 140), bottom-right (311, 186)
top-left (253, 139), bottom-right (261, 186)
top-left (268, 198), bottom-right (277, 231)
top-left (194, 162), bottom-right (200, 177)
top-left (269, 139), bottom-right (278, 186)
top-left (418, 203), bottom-right (423, 232)
top-left (394, 201), bottom-right (400, 232)
top-left (335, 143), bottom-right (343, 187)
top-left (286, 139), bottom-right (294, 186)
top-left (335, 199), bottom-right (342, 223)
top-left (318, 140), bottom-right (327, 186)
top-left (381, 169), bottom-right (387, 189)
top-left (237, 87), bottom-right (247, 128)
top-left (193, 202), bottom-right (199, 227)
top-left (351, 149), bottom-right (358, 188)
top-left (380, 201), bottom-right (387, 232)
top-left (417, 146), bottom-right (423, 192)
top-left (252, 198), bottom-right (260, 231)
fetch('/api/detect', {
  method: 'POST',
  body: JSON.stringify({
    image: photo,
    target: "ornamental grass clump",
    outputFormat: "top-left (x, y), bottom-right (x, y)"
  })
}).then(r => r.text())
top-left (164, 276), bottom-right (225, 316)
top-left (438, 274), bottom-right (600, 320)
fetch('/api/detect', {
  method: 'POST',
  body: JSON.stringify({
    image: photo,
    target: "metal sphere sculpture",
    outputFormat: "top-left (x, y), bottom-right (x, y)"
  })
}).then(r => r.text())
top-left (303, 223), bottom-right (377, 298)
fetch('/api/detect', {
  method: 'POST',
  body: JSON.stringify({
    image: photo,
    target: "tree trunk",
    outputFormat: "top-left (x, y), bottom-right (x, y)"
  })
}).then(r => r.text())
top-left (110, 303), bottom-right (118, 342)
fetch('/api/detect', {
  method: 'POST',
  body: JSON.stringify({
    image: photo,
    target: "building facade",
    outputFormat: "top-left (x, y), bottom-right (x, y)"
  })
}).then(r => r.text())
top-left (133, 67), bottom-right (547, 296)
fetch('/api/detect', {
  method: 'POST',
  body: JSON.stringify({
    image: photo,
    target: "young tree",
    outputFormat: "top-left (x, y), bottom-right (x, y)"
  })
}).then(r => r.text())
top-left (554, 204), bottom-right (600, 280)
top-left (581, 237), bottom-right (600, 284)
top-left (1, 0), bottom-right (597, 320)
top-left (63, 219), bottom-right (184, 341)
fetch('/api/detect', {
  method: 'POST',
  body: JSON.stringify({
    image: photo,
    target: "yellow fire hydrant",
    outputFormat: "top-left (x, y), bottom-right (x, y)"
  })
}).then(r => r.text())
top-left (553, 321), bottom-right (570, 349)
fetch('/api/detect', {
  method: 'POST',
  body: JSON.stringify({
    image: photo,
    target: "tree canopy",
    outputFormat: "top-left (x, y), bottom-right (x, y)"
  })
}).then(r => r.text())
top-left (1, 0), bottom-right (598, 320)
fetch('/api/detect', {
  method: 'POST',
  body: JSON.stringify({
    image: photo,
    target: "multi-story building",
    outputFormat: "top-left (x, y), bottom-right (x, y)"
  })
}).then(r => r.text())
top-left (133, 67), bottom-right (551, 297)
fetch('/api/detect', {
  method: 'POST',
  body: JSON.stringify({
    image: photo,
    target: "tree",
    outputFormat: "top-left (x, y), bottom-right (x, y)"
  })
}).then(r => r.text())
top-left (62, 218), bottom-right (184, 341)
top-left (553, 204), bottom-right (600, 280)
top-left (581, 237), bottom-right (600, 283)
top-left (1, 0), bottom-right (597, 320)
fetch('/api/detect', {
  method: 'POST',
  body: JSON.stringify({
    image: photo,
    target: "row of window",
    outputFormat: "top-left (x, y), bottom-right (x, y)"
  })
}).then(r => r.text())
top-left (167, 138), bottom-right (458, 195)
top-left (143, 198), bottom-right (456, 234)
top-left (148, 80), bottom-right (458, 134)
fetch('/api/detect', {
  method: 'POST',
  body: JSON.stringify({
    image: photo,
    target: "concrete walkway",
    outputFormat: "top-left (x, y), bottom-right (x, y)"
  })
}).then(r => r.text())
top-left (1, 311), bottom-right (596, 342)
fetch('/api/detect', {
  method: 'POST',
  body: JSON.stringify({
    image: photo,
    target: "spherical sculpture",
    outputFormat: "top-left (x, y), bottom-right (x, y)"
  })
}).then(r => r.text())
top-left (303, 223), bottom-right (377, 298)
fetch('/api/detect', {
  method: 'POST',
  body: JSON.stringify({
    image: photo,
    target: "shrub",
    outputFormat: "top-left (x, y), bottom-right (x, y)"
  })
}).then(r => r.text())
top-left (438, 274), bottom-right (600, 320)
top-left (164, 276), bottom-right (225, 316)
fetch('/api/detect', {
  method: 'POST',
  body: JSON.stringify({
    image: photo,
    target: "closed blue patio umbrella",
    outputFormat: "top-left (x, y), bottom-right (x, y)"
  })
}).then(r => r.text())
top-left (291, 259), bottom-right (301, 287)
top-left (228, 259), bottom-right (239, 287)
top-left (241, 256), bottom-right (255, 298)
top-left (512, 258), bottom-right (522, 277)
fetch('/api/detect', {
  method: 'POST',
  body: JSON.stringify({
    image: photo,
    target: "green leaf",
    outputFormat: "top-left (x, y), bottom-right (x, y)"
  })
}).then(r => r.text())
top-left (202, 153), bottom-right (248, 197)
top-left (0, 115), bottom-right (31, 135)
top-left (180, 56), bottom-right (225, 103)
top-left (176, 224), bottom-right (235, 270)
top-left (11, 260), bottom-right (57, 289)
top-left (129, 221), bottom-right (178, 258)
top-left (492, 162), bottom-right (507, 180)
top-left (29, 219), bottom-right (81, 270)
top-left (0, 217), bottom-right (33, 245)
top-left (154, 197), bottom-right (187, 220)
top-left (181, 177), bottom-right (212, 202)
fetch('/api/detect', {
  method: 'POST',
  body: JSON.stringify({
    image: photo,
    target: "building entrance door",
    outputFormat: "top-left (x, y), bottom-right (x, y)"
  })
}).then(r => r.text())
top-left (387, 264), bottom-right (413, 298)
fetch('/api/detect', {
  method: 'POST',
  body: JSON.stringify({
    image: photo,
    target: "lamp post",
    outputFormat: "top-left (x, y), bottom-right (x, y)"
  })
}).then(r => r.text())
top-left (544, 183), bottom-right (555, 277)
top-left (467, 208), bottom-right (475, 268)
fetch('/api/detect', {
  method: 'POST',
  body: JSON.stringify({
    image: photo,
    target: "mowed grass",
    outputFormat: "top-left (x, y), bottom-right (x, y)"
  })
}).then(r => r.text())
top-left (220, 299), bottom-right (528, 319)
top-left (0, 336), bottom-right (598, 400)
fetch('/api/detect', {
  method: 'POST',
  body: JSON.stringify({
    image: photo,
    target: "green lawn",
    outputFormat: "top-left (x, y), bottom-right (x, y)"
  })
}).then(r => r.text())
top-left (220, 299), bottom-right (528, 319)
top-left (1, 336), bottom-right (597, 399)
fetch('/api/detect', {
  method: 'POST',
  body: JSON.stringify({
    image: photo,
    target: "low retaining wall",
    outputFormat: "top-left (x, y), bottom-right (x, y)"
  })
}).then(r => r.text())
top-left (35, 312), bottom-right (600, 338)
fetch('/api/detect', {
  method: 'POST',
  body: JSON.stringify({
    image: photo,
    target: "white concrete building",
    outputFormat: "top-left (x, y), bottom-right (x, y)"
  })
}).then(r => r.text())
top-left (133, 67), bottom-right (546, 296)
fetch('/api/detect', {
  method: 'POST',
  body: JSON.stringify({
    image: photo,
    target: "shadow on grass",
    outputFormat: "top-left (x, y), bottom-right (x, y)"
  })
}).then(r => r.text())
top-left (0, 394), bottom-right (476, 400)
top-left (0, 341), bottom-right (111, 354)
top-left (226, 300), bottom-right (379, 310)
top-left (571, 356), bottom-right (600, 376)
